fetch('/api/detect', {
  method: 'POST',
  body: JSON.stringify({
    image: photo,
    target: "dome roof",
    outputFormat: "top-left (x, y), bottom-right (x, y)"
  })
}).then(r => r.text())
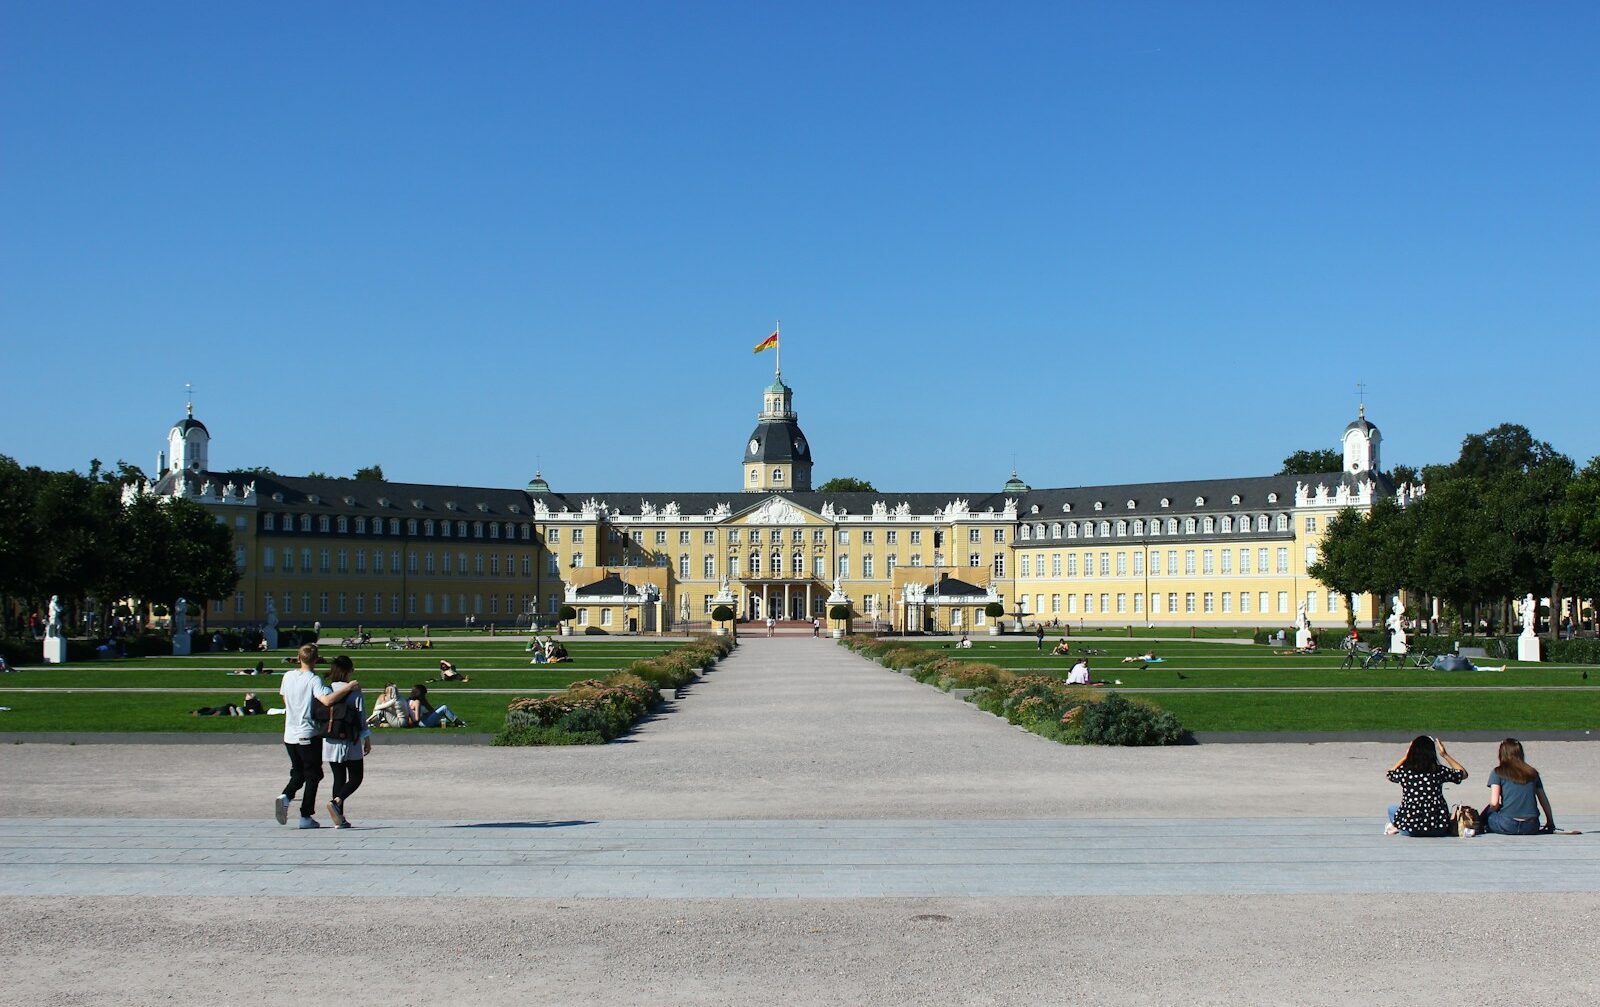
top-left (172, 416), bottom-right (209, 436)
top-left (744, 420), bottom-right (810, 463)
top-left (1344, 405), bottom-right (1379, 437)
top-left (1003, 470), bottom-right (1031, 493)
top-left (527, 470), bottom-right (550, 493)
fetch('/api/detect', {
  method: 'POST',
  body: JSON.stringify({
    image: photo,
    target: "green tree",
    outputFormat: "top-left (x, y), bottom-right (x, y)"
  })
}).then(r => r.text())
top-left (1308, 498), bottom-right (1416, 628)
top-left (1388, 463), bottom-right (1421, 487)
top-left (353, 464), bottom-right (385, 481)
top-left (1553, 457), bottom-right (1600, 608)
top-left (304, 470), bottom-right (331, 479)
top-left (1278, 449), bottom-right (1342, 476)
top-left (817, 477), bottom-right (877, 493)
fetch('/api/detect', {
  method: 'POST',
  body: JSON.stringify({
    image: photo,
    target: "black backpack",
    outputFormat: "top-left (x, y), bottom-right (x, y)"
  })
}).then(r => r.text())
top-left (312, 694), bottom-right (363, 742)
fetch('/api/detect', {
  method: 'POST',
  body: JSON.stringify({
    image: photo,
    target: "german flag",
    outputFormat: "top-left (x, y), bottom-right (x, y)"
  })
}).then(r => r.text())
top-left (753, 330), bottom-right (779, 354)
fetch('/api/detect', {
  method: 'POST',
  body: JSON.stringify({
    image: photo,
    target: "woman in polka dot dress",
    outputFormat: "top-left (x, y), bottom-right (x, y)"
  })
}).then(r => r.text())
top-left (1385, 735), bottom-right (1467, 837)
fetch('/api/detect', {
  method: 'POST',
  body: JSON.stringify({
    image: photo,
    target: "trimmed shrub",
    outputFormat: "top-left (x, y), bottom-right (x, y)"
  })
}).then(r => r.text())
top-left (1544, 638), bottom-right (1600, 664)
top-left (1076, 693), bottom-right (1188, 746)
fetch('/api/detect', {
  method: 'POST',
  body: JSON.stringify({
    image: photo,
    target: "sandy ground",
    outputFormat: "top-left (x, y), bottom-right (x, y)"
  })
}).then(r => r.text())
top-left (4, 639), bottom-right (1596, 1004)
top-left (4, 895), bottom-right (1597, 1006)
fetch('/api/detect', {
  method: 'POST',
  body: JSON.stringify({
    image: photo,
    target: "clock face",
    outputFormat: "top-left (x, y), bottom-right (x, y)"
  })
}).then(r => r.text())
top-left (749, 438), bottom-right (760, 454)
top-left (795, 437), bottom-right (806, 454)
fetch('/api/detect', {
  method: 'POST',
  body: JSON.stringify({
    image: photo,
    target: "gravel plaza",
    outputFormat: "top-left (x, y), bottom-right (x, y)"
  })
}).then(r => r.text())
top-left (2, 637), bottom-right (1597, 1005)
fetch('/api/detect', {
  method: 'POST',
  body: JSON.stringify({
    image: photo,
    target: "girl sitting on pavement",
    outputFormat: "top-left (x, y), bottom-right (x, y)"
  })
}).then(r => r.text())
top-left (1385, 736), bottom-right (1467, 836)
top-left (1482, 738), bottom-right (1558, 835)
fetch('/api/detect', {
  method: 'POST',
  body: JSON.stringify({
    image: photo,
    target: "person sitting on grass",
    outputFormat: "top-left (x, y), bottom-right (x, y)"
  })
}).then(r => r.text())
top-left (365, 684), bottom-right (405, 728)
top-left (407, 684), bottom-right (467, 728)
top-left (547, 641), bottom-right (570, 663)
top-left (1051, 638), bottom-right (1072, 656)
top-left (1065, 658), bottom-right (1109, 687)
top-left (1482, 738), bottom-right (1559, 835)
top-left (0, 654), bottom-right (13, 673)
top-left (430, 659), bottom-right (469, 683)
top-left (192, 692), bottom-right (266, 717)
top-left (1385, 735), bottom-right (1467, 837)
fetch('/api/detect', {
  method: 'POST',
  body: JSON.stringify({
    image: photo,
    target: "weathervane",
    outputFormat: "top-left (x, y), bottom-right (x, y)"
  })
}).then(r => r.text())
top-left (1355, 381), bottom-right (1366, 419)
top-left (185, 381), bottom-right (195, 417)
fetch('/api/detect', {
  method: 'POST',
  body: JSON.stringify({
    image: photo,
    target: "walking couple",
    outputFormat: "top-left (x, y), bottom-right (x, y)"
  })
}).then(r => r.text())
top-left (276, 643), bottom-right (371, 830)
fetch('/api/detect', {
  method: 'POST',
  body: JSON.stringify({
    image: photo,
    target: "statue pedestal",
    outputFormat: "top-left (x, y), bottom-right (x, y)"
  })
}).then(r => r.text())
top-left (172, 631), bottom-right (192, 656)
top-left (263, 626), bottom-right (279, 650)
top-left (1389, 633), bottom-right (1408, 655)
top-left (42, 636), bottom-right (67, 664)
top-left (1517, 635), bottom-right (1541, 663)
top-left (1295, 628), bottom-right (1313, 650)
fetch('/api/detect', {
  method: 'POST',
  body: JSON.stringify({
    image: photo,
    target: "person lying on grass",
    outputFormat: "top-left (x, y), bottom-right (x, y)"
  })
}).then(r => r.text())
top-left (192, 692), bottom-right (266, 717)
top-left (428, 659), bottom-right (469, 683)
top-left (1121, 651), bottom-right (1165, 664)
top-left (228, 661), bottom-right (276, 676)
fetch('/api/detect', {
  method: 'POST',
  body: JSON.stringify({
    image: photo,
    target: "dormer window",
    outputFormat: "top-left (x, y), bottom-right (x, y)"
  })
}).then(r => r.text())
top-left (343, 495), bottom-right (356, 506)
top-left (1062, 503), bottom-right (1072, 513)
top-left (411, 499), bottom-right (424, 510)
top-left (772, 468), bottom-right (784, 483)
top-left (1195, 496), bottom-right (1206, 507)
top-left (1230, 494), bottom-right (1241, 505)
top-left (377, 496), bottom-right (390, 508)
top-left (1126, 500), bottom-right (1136, 509)
top-left (271, 491), bottom-right (285, 503)
top-left (307, 494), bottom-right (320, 505)
top-left (1160, 498), bottom-right (1170, 508)
top-left (1093, 501), bottom-right (1103, 511)
top-left (1267, 492), bottom-right (1278, 503)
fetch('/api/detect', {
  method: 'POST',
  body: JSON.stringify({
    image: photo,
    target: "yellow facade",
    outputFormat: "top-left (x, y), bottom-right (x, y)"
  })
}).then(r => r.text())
top-left (142, 380), bottom-right (1396, 633)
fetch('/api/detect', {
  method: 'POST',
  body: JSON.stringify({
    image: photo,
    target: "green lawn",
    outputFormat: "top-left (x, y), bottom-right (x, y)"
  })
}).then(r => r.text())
top-left (1152, 690), bottom-right (1600, 733)
top-left (0, 638), bottom-right (687, 734)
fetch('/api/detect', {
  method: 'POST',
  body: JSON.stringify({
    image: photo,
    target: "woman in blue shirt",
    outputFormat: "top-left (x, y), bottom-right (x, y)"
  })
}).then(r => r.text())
top-left (1483, 738), bottom-right (1557, 835)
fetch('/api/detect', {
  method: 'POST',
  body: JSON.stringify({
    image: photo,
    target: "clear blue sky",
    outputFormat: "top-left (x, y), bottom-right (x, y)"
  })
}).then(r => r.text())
top-left (4, 2), bottom-right (1596, 492)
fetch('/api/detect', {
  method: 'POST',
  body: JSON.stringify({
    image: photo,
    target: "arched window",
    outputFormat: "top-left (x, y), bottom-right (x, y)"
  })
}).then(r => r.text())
top-left (1066, 522), bottom-right (1078, 539)
top-left (1276, 513), bottom-right (1290, 532)
top-left (1165, 518), bottom-right (1177, 535)
top-left (1098, 521), bottom-right (1110, 537)
top-left (1034, 522), bottom-right (1046, 539)
top-left (1220, 516), bottom-right (1233, 533)
top-left (1133, 519), bottom-right (1144, 535)
top-left (1050, 522), bottom-right (1062, 539)
top-left (1020, 525), bottom-right (1031, 540)
top-left (1257, 515), bottom-right (1270, 532)
top-left (1116, 520), bottom-right (1127, 537)
top-left (750, 468), bottom-right (758, 483)
top-left (1148, 519), bottom-right (1160, 537)
top-left (1184, 517), bottom-right (1196, 534)
top-left (792, 552), bottom-right (804, 576)
top-left (1203, 517), bottom-right (1214, 533)
top-left (1083, 522), bottom-right (1094, 539)
top-left (772, 468), bottom-right (784, 483)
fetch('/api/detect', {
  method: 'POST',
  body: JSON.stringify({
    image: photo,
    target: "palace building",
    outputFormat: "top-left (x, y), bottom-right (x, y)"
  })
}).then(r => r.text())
top-left (133, 371), bottom-right (1420, 634)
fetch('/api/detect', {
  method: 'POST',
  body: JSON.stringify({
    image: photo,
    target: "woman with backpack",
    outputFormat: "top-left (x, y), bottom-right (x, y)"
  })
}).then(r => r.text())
top-left (323, 655), bottom-right (370, 828)
top-left (1384, 735), bottom-right (1468, 837)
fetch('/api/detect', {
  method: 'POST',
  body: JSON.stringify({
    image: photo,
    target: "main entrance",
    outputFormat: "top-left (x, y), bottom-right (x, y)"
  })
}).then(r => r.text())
top-left (741, 580), bottom-right (822, 622)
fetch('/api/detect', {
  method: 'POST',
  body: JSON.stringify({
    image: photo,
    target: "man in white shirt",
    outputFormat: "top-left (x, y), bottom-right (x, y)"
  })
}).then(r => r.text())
top-left (276, 643), bottom-right (357, 829)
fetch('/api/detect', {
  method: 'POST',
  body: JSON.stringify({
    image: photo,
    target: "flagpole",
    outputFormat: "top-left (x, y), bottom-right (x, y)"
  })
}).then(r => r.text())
top-left (775, 320), bottom-right (781, 378)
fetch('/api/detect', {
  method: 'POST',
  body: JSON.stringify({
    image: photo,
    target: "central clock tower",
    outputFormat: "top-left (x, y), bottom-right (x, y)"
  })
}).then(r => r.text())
top-left (742, 372), bottom-right (813, 492)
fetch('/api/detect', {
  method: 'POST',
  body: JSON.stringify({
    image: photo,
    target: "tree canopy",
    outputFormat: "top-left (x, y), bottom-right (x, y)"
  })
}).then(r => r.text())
top-left (817, 476), bottom-right (876, 493)
top-left (1279, 449), bottom-right (1342, 475)
top-left (353, 464), bottom-right (385, 481)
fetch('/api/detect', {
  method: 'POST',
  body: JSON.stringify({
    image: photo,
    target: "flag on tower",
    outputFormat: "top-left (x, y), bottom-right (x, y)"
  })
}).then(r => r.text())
top-left (753, 329), bottom-right (779, 354)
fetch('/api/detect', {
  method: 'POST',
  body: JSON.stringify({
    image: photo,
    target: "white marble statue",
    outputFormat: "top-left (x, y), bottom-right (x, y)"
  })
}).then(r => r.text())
top-left (1294, 602), bottom-right (1312, 650)
top-left (831, 575), bottom-right (843, 598)
top-left (45, 595), bottom-right (64, 639)
top-left (1517, 593), bottom-right (1542, 663)
top-left (173, 597), bottom-right (188, 628)
top-left (265, 596), bottom-right (279, 629)
top-left (1386, 595), bottom-right (1408, 655)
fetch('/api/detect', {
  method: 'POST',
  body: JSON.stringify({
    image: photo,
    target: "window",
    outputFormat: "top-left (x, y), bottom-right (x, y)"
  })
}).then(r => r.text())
top-left (1067, 594), bottom-right (1078, 614)
top-left (578, 608), bottom-right (589, 626)
top-left (631, 530), bottom-right (643, 545)
top-left (1257, 547), bottom-right (1269, 572)
top-left (548, 556), bottom-right (560, 576)
top-left (703, 530), bottom-right (715, 544)
top-left (407, 519), bottom-right (417, 535)
top-left (1185, 592), bottom-right (1196, 614)
top-left (1239, 548), bottom-right (1250, 574)
top-left (838, 530), bottom-right (850, 545)
top-left (1277, 591), bottom-right (1289, 614)
top-left (601, 607), bottom-right (612, 626)
top-left (1099, 552), bottom-right (1110, 576)
top-left (318, 592), bottom-right (329, 615)
top-left (490, 523), bottom-right (501, 540)
top-left (522, 556), bottom-right (531, 576)
top-left (814, 529), bottom-right (826, 545)
top-left (772, 468), bottom-right (784, 483)
top-left (1203, 517), bottom-right (1214, 534)
top-left (1260, 591), bottom-right (1270, 613)
top-left (1184, 517), bottom-right (1197, 534)
top-left (1202, 549), bottom-right (1214, 575)
top-left (548, 528), bottom-right (560, 544)
top-left (235, 592), bottom-right (245, 614)
top-left (863, 554), bottom-right (875, 578)
top-left (1220, 549), bottom-right (1232, 574)
top-left (424, 519), bottom-right (434, 536)
top-left (1203, 592), bottom-right (1214, 614)
top-left (1276, 514), bottom-right (1290, 532)
top-left (1276, 547), bottom-right (1289, 574)
top-left (1133, 593), bottom-right (1143, 614)
top-left (654, 530), bottom-right (666, 546)
top-left (300, 515), bottom-right (312, 532)
top-left (319, 549), bottom-right (330, 574)
top-left (319, 516), bottom-right (331, 533)
top-left (1240, 592), bottom-right (1252, 614)
top-left (969, 552), bottom-right (982, 567)
top-left (571, 528), bottom-right (584, 543)
top-left (571, 552), bottom-right (583, 568)
top-left (1051, 554), bottom-right (1062, 577)
top-left (1184, 550), bottom-right (1196, 575)
top-left (992, 554), bottom-right (1005, 577)
top-left (1305, 516), bottom-right (1317, 532)
top-left (1306, 591), bottom-right (1318, 613)
top-left (1067, 554), bottom-right (1078, 576)
top-left (1167, 549), bottom-right (1177, 575)
top-left (1115, 552), bottom-right (1127, 576)
top-left (1328, 591), bottom-right (1340, 612)
top-left (910, 531), bottom-right (922, 545)
top-left (1021, 556), bottom-right (1031, 577)
top-left (1116, 520), bottom-right (1126, 537)
top-left (1099, 593), bottom-right (1109, 613)
top-left (886, 530), bottom-right (898, 544)
top-left (1167, 518), bottom-right (1178, 535)
top-left (337, 549), bottom-right (349, 573)
top-left (1306, 545), bottom-right (1317, 568)
top-left (1132, 551), bottom-right (1142, 575)
top-left (1083, 594), bottom-right (1094, 614)
top-left (1096, 522), bottom-right (1109, 538)
top-left (1051, 522), bottom-right (1062, 539)
top-left (837, 556), bottom-right (850, 579)
top-left (1068, 522), bottom-right (1079, 539)
top-left (704, 555), bottom-right (715, 578)
top-left (425, 552), bottom-right (436, 575)
top-left (814, 555), bottom-right (826, 577)
top-left (1020, 525), bottom-right (1032, 542)
top-left (1221, 592), bottom-right (1231, 614)
top-left (265, 513), bottom-right (277, 531)
top-left (1050, 593), bottom-right (1061, 613)
top-left (264, 547), bottom-right (276, 573)
top-left (1220, 516), bottom-right (1232, 533)
top-left (749, 553), bottom-right (761, 576)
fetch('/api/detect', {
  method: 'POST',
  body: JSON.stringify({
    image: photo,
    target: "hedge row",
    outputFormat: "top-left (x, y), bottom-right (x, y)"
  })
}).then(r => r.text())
top-left (493, 634), bottom-right (735, 746)
top-left (840, 636), bottom-right (1186, 746)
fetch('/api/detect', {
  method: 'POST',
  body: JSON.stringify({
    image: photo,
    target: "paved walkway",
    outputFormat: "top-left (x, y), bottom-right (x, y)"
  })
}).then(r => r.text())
top-left (3, 816), bottom-right (1596, 898)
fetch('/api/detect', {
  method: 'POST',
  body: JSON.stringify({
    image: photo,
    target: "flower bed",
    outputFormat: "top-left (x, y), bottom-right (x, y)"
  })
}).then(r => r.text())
top-left (840, 635), bottom-right (1186, 746)
top-left (494, 634), bottom-right (735, 745)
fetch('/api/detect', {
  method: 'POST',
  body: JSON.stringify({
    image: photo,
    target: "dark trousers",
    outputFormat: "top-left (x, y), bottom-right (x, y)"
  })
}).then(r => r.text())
top-left (329, 759), bottom-right (364, 803)
top-left (282, 741), bottom-right (323, 818)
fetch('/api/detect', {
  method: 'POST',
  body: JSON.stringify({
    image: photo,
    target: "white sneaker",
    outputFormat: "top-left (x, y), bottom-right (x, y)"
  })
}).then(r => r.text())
top-left (274, 795), bottom-right (289, 825)
top-left (297, 817), bottom-right (321, 829)
top-left (1383, 823), bottom-right (1400, 835)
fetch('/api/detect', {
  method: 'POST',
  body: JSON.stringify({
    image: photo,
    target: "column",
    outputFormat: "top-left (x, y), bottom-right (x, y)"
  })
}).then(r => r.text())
top-left (805, 582), bottom-right (812, 619)
top-left (783, 583), bottom-right (790, 621)
top-left (762, 584), bottom-right (770, 620)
